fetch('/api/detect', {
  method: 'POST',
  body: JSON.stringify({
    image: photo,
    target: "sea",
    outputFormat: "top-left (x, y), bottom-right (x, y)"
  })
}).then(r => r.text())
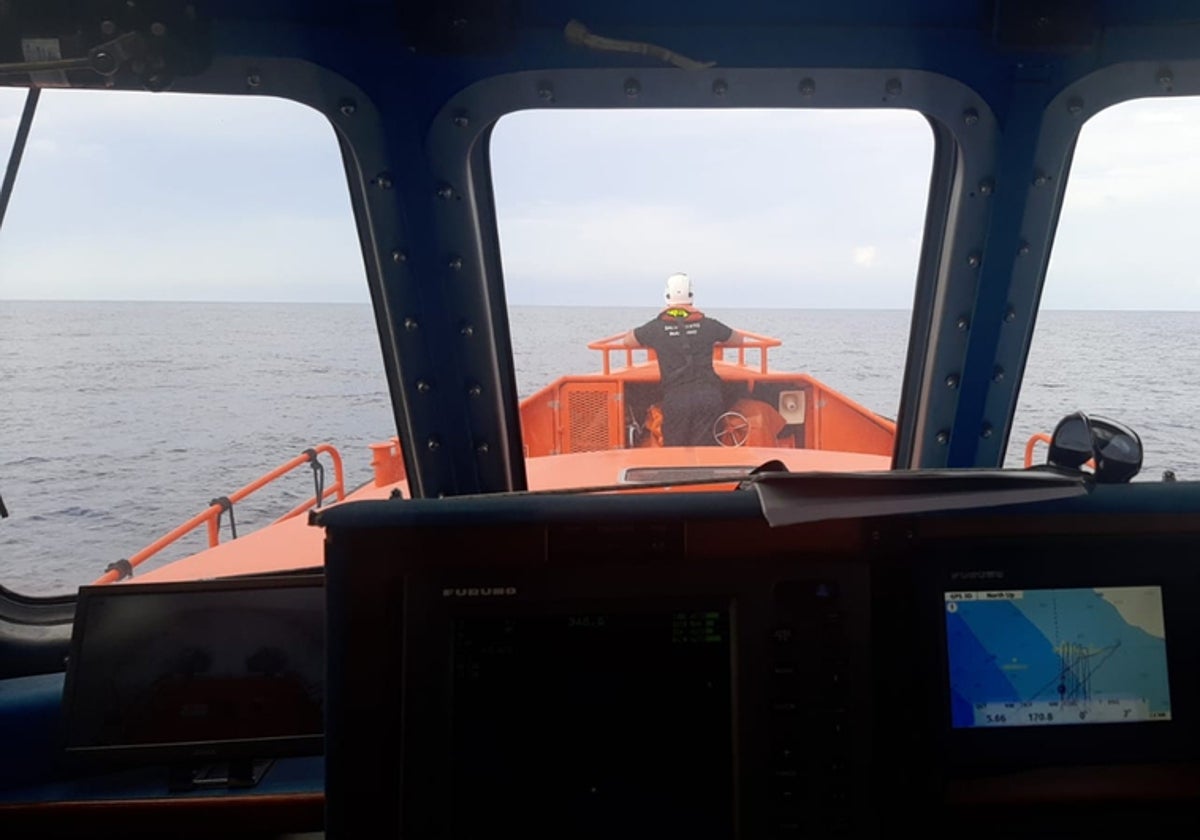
top-left (3, 301), bottom-right (1198, 596)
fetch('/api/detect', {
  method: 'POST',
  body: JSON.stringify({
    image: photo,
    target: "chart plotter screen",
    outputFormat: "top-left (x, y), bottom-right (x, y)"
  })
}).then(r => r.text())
top-left (944, 586), bottom-right (1171, 729)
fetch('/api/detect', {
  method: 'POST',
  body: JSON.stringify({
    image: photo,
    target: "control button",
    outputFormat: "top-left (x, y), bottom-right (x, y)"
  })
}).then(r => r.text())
top-left (774, 744), bottom-right (800, 767)
top-left (775, 784), bottom-right (801, 807)
top-left (774, 580), bottom-right (839, 606)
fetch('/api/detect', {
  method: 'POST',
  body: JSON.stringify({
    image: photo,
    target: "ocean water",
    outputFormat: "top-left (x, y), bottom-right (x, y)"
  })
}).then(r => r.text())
top-left (2, 301), bottom-right (1197, 596)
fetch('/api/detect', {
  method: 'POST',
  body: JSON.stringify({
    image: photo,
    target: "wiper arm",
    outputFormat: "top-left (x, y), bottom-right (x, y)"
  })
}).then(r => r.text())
top-left (752, 469), bottom-right (1089, 527)
top-left (0, 32), bottom-right (144, 80)
top-left (0, 86), bottom-right (39, 235)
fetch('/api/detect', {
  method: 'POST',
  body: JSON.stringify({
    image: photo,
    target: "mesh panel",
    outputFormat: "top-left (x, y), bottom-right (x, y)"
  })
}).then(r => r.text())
top-left (566, 389), bottom-right (614, 452)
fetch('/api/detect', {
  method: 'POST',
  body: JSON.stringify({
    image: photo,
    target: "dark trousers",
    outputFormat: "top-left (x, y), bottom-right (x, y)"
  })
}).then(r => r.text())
top-left (661, 385), bottom-right (723, 447)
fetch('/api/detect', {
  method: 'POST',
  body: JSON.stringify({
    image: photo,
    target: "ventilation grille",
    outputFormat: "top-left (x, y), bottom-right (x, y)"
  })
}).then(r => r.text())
top-left (566, 389), bottom-right (614, 452)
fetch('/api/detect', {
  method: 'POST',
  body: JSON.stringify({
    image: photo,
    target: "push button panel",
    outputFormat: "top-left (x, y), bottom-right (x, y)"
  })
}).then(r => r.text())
top-left (767, 580), bottom-right (856, 837)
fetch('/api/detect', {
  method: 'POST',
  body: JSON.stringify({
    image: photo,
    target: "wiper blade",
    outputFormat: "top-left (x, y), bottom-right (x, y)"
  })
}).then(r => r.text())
top-left (0, 87), bottom-right (39, 234)
top-left (752, 469), bottom-right (1089, 527)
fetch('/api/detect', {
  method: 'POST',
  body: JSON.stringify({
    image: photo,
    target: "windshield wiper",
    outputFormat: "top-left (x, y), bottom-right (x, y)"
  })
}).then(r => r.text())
top-left (0, 87), bottom-right (39, 234)
top-left (0, 88), bottom-right (39, 521)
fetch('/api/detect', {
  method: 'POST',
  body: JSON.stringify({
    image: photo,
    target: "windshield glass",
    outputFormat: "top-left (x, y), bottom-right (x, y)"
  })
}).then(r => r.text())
top-left (1009, 97), bottom-right (1200, 479)
top-left (490, 109), bottom-right (933, 487)
top-left (0, 89), bottom-right (389, 597)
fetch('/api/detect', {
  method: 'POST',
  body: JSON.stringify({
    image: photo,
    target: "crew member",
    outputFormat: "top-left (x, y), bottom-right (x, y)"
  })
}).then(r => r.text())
top-left (623, 273), bottom-right (747, 446)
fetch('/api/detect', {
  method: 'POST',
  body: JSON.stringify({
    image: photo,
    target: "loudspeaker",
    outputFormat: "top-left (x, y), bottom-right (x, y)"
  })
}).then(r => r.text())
top-left (779, 390), bottom-right (806, 424)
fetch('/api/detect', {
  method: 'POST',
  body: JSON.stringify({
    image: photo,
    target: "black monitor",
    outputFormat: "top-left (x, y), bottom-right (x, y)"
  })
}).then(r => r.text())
top-left (448, 603), bottom-right (734, 836)
top-left (61, 573), bottom-right (324, 788)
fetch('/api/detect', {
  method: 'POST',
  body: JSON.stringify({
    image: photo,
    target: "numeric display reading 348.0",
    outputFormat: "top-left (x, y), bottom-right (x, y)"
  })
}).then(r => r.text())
top-left (944, 586), bottom-right (1172, 729)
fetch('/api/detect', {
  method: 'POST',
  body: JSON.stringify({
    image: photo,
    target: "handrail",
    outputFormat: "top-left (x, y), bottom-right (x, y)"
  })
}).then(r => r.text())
top-left (587, 329), bottom-right (783, 375)
top-left (92, 444), bottom-right (345, 585)
top-left (1024, 433), bottom-right (1051, 468)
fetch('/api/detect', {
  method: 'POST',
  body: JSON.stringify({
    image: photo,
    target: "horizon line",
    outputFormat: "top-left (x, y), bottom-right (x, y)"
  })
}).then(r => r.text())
top-left (3, 298), bottom-right (1200, 314)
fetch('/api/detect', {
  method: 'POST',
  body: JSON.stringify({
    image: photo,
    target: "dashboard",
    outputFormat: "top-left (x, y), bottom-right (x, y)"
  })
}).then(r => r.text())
top-left (318, 486), bottom-right (1200, 838)
top-left (5, 484), bottom-right (1200, 838)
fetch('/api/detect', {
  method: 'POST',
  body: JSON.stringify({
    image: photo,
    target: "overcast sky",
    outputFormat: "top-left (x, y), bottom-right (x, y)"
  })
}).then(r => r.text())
top-left (0, 87), bottom-right (1197, 309)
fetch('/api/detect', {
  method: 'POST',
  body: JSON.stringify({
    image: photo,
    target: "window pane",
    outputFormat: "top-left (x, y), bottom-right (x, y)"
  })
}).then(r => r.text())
top-left (1008, 98), bottom-right (1200, 479)
top-left (491, 109), bottom-right (932, 485)
top-left (0, 89), bottom-right (390, 596)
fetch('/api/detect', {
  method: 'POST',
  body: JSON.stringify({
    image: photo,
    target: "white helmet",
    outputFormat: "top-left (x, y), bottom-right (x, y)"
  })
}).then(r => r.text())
top-left (664, 272), bottom-right (693, 305)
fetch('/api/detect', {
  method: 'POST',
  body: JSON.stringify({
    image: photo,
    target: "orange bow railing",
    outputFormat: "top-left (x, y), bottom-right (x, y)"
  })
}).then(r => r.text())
top-left (588, 329), bottom-right (782, 375)
top-left (92, 444), bottom-right (345, 585)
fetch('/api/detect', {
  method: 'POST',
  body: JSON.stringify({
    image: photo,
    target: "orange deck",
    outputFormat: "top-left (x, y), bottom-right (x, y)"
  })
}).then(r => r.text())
top-left (127, 328), bottom-right (896, 584)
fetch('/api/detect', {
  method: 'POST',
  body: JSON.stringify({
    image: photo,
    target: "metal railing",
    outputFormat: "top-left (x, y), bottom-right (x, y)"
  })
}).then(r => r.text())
top-left (92, 444), bottom-right (345, 585)
top-left (587, 330), bottom-right (782, 375)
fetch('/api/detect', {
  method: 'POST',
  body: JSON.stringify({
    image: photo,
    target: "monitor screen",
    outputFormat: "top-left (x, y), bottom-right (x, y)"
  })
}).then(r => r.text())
top-left (63, 575), bottom-right (324, 761)
top-left (450, 608), bottom-right (734, 838)
top-left (944, 586), bottom-right (1171, 729)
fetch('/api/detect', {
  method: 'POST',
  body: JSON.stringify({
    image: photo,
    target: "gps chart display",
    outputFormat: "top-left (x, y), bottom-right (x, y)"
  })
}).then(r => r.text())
top-left (944, 587), bottom-right (1171, 729)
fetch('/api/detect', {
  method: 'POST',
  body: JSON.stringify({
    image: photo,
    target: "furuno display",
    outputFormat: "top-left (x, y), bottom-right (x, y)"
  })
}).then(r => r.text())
top-left (450, 607), bottom-right (734, 836)
top-left (321, 498), bottom-right (870, 839)
top-left (944, 586), bottom-right (1171, 729)
top-left (62, 574), bottom-right (324, 789)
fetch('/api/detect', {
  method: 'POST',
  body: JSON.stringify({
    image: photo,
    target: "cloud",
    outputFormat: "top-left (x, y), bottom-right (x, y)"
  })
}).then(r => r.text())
top-left (852, 246), bottom-right (878, 268)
